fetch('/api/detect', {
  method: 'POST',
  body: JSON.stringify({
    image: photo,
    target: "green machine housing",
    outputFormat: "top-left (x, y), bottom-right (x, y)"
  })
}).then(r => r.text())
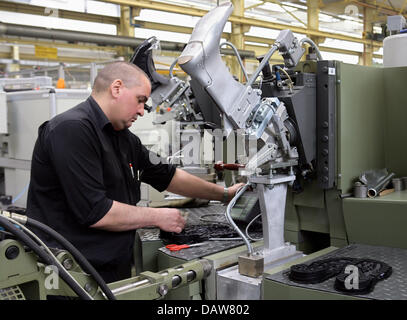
top-left (262, 61), bottom-right (407, 299)
top-left (135, 61), bottom-right (407, 300)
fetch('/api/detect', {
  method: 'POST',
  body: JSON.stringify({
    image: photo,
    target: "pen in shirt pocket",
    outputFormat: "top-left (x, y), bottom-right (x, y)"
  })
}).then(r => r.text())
top-left (129, 163), bottom-right (135, 179)
top-left (129, 163), bottom-right (140, 181)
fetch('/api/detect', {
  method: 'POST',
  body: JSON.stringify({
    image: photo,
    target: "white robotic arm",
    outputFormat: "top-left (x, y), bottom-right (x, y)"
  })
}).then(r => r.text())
top-left (179, 2), bottom-right (308, 275)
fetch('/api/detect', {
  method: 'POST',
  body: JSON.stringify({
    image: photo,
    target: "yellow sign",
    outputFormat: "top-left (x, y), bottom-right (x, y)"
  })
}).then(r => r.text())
top-left (35, 46), bottom-right (58, 59)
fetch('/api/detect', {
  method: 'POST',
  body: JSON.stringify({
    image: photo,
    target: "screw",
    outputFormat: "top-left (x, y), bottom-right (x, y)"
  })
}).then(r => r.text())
top-left (157, 284), bottom-right (169, 297)
top-left (84, 283), bottom-right (93, 293)
top-left (62, 258), bottom-right (73, 270)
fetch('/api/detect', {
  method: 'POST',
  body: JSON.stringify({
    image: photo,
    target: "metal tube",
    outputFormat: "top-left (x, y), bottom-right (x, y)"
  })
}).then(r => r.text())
top-left (0, 22), bottom-right (255, 59)
top-left (299, 37), bottom-right (323, 60)
top-left (108, 259), bottom-right (212, 297)
top-left (110, 279), bottom-right (150, 296)
top-left (219, 41), bottom-right (249, 82)
top-left (169, 58), bottom-right (178, 79)
top-left (367, 173), bottom-right (396, 198)
top-left (225, 183), bottom-right (253, 254)
top-left (246, 45), bottom-right (278, 87)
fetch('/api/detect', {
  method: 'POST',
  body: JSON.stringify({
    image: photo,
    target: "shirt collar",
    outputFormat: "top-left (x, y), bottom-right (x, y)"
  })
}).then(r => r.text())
top-left (87, 95), bottom-right (111, 130)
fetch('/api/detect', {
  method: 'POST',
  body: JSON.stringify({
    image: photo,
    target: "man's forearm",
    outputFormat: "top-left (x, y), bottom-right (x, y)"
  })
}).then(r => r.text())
top-left (90, 201), bottom-right (185, 232)
top-left (166, 169), bottom-right (227, 201)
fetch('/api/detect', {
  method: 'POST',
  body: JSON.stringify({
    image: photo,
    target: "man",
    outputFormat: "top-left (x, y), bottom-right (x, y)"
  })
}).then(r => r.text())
top-left (27, 61), bottom-right (243, 283)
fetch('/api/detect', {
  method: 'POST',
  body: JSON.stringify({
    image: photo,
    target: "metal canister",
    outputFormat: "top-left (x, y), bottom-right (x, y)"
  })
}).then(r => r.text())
top-left (392, 178), bottom-right (403, 191)
top-left (354, 182), bottom-right (367, 198)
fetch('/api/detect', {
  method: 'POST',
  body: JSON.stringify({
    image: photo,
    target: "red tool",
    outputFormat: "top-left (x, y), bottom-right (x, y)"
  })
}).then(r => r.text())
top-left (165, 243), bottom-right (206, 251)
top-left (214, 161), bottom-right (245, 171)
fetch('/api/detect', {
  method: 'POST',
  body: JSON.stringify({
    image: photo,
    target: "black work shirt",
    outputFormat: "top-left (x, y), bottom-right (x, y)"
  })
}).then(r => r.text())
top-left (27, 96), bottom-right (176, 275)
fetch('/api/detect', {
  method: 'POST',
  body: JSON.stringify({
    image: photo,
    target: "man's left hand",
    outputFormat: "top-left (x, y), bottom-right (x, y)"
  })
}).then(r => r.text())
top-left (226, 182), bottom-right (247, 201)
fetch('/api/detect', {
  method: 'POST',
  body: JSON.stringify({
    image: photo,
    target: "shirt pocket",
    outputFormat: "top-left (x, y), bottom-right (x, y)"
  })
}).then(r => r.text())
top-left (127, 170), bottom-right (141, 205)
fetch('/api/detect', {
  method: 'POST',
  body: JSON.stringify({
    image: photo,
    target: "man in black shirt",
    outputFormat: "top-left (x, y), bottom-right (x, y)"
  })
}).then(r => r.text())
top-left (27, 62), bottom-right (243, 283)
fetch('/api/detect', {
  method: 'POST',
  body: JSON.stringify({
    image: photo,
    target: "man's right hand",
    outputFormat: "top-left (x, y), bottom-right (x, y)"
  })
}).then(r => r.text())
top-left (156, 208), bottom-right (186, 233)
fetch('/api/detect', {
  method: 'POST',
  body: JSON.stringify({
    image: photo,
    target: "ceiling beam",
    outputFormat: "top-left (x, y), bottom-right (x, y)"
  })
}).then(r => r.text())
top-left (102, 0), bottom-right (383, 46)
top-left (0, 1), bottom-right (119, 25)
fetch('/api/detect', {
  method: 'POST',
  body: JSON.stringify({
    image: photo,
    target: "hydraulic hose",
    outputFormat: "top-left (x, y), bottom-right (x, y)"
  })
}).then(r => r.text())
top-left (25, 217), bottom-right (116, 300)
top-left (299, 38), bottom-right (323, 61)
top-left (169, 57), bottom-right (178, 79)
top-left (219, 42), bottom-right (249, 82)
top-left (247, 45), bottom-right (278, 87)
top-left (225, 182), bottom-right (253, 255)
top-left (0, 215), bottom-right (93, 300)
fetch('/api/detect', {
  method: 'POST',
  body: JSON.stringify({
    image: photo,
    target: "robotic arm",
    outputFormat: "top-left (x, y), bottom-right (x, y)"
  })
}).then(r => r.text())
top-left (178, 1), bottom-right (315, 274)
top-left (178, 1), bottom-right (302, 173)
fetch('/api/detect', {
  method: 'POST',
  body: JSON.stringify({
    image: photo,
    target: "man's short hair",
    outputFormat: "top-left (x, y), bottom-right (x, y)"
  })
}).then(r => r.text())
top-left (92, 61), bottom-right (150, 93)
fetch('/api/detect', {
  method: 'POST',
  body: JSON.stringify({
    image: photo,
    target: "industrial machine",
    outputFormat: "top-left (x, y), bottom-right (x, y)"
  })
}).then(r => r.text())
top-left (129, 36), bottom-right (220, 208)
top-left (146, 2), bottom-right (407, 300)
top-left (1, 2), bottom-right (407, 301)
top-left (0, 210), bottom-right (211, 300)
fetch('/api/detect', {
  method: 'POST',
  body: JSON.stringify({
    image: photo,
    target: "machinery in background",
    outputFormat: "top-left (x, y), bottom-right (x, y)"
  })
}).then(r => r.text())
top-left (129, 36), bottom-right (220, 207)
top-left (0, 77), bottom-right (90, 208)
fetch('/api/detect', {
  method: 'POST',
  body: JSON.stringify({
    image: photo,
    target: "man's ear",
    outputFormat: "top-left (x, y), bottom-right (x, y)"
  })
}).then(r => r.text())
top-left (110, 79), bottom-right (123, 98)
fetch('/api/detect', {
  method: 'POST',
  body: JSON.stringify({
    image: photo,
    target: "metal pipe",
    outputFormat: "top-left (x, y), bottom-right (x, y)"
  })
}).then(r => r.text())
top-left (225, 183), bottom-right (253, 254)
top-left (110, 279), bottom-right (150, 296)
top-left (108, 259), bottom-right (212, 297)
top-left (246, 45), bottom-right (278, 87)
top-left (0, 22), bottom-right (255, 59)
top-left (169, 58), bottom-right (178, 79)
top-left (367, 173), bottom-right (396, 198)
top-left (219, 41), bottom-right (249, 82)
top-left (299, 37), bottom-right (323, 61)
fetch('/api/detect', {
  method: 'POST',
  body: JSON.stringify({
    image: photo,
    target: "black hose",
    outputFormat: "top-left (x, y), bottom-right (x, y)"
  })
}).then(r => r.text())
top-left (0, 215), bottom-right (92, 300)
top-left (26, 217), bottom-right (116, 300)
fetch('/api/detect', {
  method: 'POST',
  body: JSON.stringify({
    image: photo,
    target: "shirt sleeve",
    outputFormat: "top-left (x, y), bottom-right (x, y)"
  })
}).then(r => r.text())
top-left (47, 120), bottom-right (113, 226)
top-left (133, 134), bottom-right (176, 192)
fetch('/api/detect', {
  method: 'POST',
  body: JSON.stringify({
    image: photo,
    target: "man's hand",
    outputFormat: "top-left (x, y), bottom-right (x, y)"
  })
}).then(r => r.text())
top-left (226, 182), bottom-right (247, 201)
top-left (155, 208), bottom-right (186, 233)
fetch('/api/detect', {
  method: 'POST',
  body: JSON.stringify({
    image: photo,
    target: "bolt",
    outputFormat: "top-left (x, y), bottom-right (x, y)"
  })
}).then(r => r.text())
top-left (157, 284), bottom-right (169, 297)
top-left (62, 258), bottom-right (73, 270)
top-left (84, 283), bottom-right (93, 293)
top-left (5, 245), bottom-right (19, 260)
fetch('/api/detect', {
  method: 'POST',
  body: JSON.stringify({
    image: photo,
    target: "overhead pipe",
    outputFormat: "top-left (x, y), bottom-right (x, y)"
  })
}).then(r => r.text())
top-left (0, 22), bottom-right (255, 59)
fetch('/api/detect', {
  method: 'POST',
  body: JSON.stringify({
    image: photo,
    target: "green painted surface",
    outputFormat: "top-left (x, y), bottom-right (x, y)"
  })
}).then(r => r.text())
top-left (343, 190), bottom-right (407, 248)
top-left (383, 67), bottom-right (407, 177)
top-left (325, 188), bottom-right (347, 241)
top-left (337, 63), bottom-right (386, 193)
top-left (157, 251), bottom-right (201, 300)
